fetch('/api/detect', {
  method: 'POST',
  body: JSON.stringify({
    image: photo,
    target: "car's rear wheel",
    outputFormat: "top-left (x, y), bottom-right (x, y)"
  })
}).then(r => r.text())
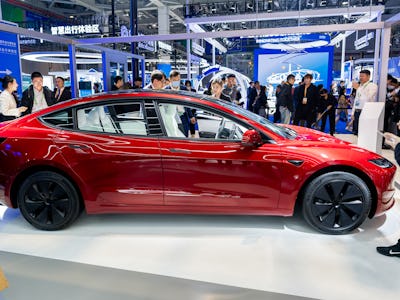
top-left (302, 171), bottom-right (372, 234)
top-left (17, 171), bottom-right (81, 230)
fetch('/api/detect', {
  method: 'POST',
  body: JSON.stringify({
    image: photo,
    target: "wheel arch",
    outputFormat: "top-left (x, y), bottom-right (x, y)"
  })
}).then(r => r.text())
top-left (10, 165), bottom-right (85, 210)
top-left (294, 165), bottom-right (378, 218)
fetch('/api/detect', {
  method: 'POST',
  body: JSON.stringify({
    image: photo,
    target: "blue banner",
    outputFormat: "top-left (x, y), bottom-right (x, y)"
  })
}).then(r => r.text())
top-left (388, 57), bottom-right (400, 79)
top-left (0, 22), bottom-right (22, 97)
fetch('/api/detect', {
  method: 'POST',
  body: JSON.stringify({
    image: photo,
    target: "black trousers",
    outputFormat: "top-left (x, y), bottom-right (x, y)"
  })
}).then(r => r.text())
top-left (321, 112), bottom-right (336, 135)
top-left (353, 110), bottom-right (362, 135)
top-left (293, 111), bottom-right (315, 128)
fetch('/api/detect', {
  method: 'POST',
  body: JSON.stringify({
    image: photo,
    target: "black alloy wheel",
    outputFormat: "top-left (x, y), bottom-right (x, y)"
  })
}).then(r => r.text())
top-left (302, 171), bottom-right (372, 234)
top-left (17, 171), bottom-right (81, 230)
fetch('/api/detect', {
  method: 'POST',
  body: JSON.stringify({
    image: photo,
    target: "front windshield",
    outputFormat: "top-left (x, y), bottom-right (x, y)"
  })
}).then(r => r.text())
top-left (202, 96), bottom-right (297, 139)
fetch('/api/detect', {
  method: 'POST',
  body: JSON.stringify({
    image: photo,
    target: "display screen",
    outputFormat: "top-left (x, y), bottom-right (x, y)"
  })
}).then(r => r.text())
top-left (79, 81), bottom-right (92, 90)
top-left (254, 47), bottom-right (333, 90)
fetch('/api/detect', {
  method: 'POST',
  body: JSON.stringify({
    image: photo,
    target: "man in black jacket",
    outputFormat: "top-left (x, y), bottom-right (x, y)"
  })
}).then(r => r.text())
top-left (319, 88), bottom-right (337, 135)
top-left (53, 77), bottom-right (72, 103)
top-left (293, 74), bottom-right (319, 128)
top-left (21, 72), bottom-right (54, 115)
top-left (247, 81), bottom-right (260, 112)
top-left (278, 74), bottom-right (295, 124)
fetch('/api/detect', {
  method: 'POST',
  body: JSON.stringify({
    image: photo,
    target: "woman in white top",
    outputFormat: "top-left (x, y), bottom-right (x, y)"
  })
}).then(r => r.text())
top-left (0, 75), bottom-right (27, 121)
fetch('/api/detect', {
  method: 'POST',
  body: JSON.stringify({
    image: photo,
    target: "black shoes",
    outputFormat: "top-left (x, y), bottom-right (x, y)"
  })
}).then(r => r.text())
top-left (377, 239), bottom-right (400, 257)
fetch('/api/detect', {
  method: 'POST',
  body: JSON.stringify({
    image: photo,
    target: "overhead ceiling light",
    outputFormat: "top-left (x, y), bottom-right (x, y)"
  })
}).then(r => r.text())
top-left (267, 0), bottom-right (273, 13)
top-left (210, 4), bottom-right (217, 14)
top-left (221, 23), bottom-right (230, 30)
top-left (341, 1), bottom-right (349, 6)
top-left (21, 52), bottom-right (102, 64)
top-left (306, 0), bottom-right (315, 9)
top-left (246, 2), bottom-right (254, 11)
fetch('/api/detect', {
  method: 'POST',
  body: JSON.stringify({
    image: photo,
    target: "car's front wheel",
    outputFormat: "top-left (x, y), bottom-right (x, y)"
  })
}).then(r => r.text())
top-left (17, 171), bottom-right (81, 230)
top-left (302, 171), bottom-right (372, 234)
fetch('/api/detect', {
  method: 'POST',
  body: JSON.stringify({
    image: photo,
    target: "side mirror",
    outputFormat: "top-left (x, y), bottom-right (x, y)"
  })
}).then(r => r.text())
top-left (241, 129), bottom-right (262, 148)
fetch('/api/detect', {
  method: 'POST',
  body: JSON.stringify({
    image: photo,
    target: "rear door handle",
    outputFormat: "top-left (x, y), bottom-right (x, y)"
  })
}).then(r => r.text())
top-left (169, 148), bottom-right (191, 154)
top-left (68, 144), bottom-right (89, 150)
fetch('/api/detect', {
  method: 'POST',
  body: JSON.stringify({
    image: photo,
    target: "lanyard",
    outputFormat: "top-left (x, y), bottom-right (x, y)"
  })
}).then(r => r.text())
top-left (356, 81), bottom-right (370, 98)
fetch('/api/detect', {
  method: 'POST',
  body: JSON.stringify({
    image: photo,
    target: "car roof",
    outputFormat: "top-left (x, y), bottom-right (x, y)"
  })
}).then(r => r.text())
top-left (76, 89), bottom-right (218, 105)
top-left (22, 89), bottom-right (221, 118)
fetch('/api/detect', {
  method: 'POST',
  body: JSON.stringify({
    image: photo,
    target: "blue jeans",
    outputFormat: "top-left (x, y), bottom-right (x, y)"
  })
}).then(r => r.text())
top-left (279, 106), bottom-right (291, 124)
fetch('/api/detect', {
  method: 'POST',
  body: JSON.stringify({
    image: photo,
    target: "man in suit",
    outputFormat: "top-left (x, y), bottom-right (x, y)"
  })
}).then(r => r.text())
top-left (247, 81), bottom-right (260, 112)
top-left (53, 77), bottom-right (72, 103)
top-left (21, 72), bottom-right (54, 115)
top-left (293, 74), bottom-right (319, 128)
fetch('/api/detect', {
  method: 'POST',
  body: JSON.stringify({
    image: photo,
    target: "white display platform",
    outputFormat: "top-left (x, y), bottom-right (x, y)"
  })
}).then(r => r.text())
top-left (358, 102), bottom-right (385, 154)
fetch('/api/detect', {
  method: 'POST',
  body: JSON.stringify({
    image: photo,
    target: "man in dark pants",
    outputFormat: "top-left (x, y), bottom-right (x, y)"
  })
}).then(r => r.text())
top-left (293, 74), bottom-right (319, 128)
top-left (376, 131), bottom-right (400, 257)
top-left (278, 74), bottom-right (295, 124)
top-left (319, 88), bottom-right (337, 135)
top-left (247, 81), bottom-right (260, 112)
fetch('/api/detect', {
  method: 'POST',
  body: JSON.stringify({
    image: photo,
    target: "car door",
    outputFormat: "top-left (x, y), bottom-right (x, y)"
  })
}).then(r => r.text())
top-left (46, 99), bottom-right (164, 208)
top-left (157, 100), bottom-right (282, 209)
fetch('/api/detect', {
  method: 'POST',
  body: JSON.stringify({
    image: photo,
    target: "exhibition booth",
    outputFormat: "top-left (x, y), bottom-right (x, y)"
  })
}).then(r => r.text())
top-left (0, 1), bottom-right (400, 300)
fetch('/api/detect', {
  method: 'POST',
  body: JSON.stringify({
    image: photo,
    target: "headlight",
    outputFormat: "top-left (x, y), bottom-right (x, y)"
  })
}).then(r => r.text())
top-left (369, 158), bottom-right (394, 168)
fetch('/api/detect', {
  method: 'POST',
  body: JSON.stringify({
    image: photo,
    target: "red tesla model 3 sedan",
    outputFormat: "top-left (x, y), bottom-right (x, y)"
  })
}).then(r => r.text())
top-left (0, 90), bottom-right (396, 234)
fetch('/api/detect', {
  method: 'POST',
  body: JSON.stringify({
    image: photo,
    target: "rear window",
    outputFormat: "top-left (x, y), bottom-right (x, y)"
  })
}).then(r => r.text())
top-left (40, 109), bottom-right (74, 129)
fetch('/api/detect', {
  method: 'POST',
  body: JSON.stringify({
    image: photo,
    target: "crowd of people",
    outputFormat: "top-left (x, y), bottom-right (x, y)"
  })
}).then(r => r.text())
top-left (1, 68), bottom-right (399, 139)
top-left (0, 71), bottom-right (72, 122)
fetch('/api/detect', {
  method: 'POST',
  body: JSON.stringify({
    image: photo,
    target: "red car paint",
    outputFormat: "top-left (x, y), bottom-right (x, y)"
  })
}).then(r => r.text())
top-left (0, 90), bottom-right (395, 221)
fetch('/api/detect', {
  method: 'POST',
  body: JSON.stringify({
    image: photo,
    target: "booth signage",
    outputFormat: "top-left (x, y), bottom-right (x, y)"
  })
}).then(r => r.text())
top-left (192, 41), bottom-right (205, 56)
top-left (137, 33), bottom-right (156, 52)
top-left (256, 33), bottom-right (330, 44)
top-left (51, 24), bottom-right (100, 35)
top-left (158, 41), bottom-right (172, 52)
top-left (354, 32), bottom-right (374, 49)
top-left (0, 21), bottom-right (22, 96)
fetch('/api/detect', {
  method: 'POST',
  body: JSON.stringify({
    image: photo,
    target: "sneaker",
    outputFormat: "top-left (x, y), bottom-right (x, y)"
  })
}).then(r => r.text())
top-left (377, 239), bottom-right (400, 257)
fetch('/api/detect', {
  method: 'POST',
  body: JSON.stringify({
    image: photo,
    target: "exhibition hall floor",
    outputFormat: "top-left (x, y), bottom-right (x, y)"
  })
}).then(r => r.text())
top-left (1, 135), bottom-right (400, 300)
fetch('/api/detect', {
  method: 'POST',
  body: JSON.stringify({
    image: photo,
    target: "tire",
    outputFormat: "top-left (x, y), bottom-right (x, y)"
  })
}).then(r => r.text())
top-left (302, 171), bottom-right (372, 235)
top-left (17, 171), bottom-right (81, 230)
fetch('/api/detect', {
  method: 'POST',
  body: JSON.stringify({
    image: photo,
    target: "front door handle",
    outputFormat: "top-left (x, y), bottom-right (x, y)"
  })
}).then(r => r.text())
top-left (169, 148), bottom-right (191, 154)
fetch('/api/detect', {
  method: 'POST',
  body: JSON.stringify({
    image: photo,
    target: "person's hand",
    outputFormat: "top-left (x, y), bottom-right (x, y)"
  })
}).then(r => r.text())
top-left (351, 115), bottom-right (355, 121)
top-left (397, 121), bottom-right (400, 130)
top-left (383, 132), bottom-right (400, 149)
top-left (190, 117), bottom-right (196, 124)
top-left (19, 106), bottom-right (28, 113)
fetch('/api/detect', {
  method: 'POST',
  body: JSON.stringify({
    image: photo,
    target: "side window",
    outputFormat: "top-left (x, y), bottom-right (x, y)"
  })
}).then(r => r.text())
top-left (77, 102), bottom-right (148, 135)
top-left (158, 102), bottom-right (248, 141)
top-left (41, 109), bottom-right (73, 129)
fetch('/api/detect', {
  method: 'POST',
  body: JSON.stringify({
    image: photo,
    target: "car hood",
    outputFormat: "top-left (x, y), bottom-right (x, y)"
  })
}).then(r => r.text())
top-left (284, 125), bottom-right (350, 145)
